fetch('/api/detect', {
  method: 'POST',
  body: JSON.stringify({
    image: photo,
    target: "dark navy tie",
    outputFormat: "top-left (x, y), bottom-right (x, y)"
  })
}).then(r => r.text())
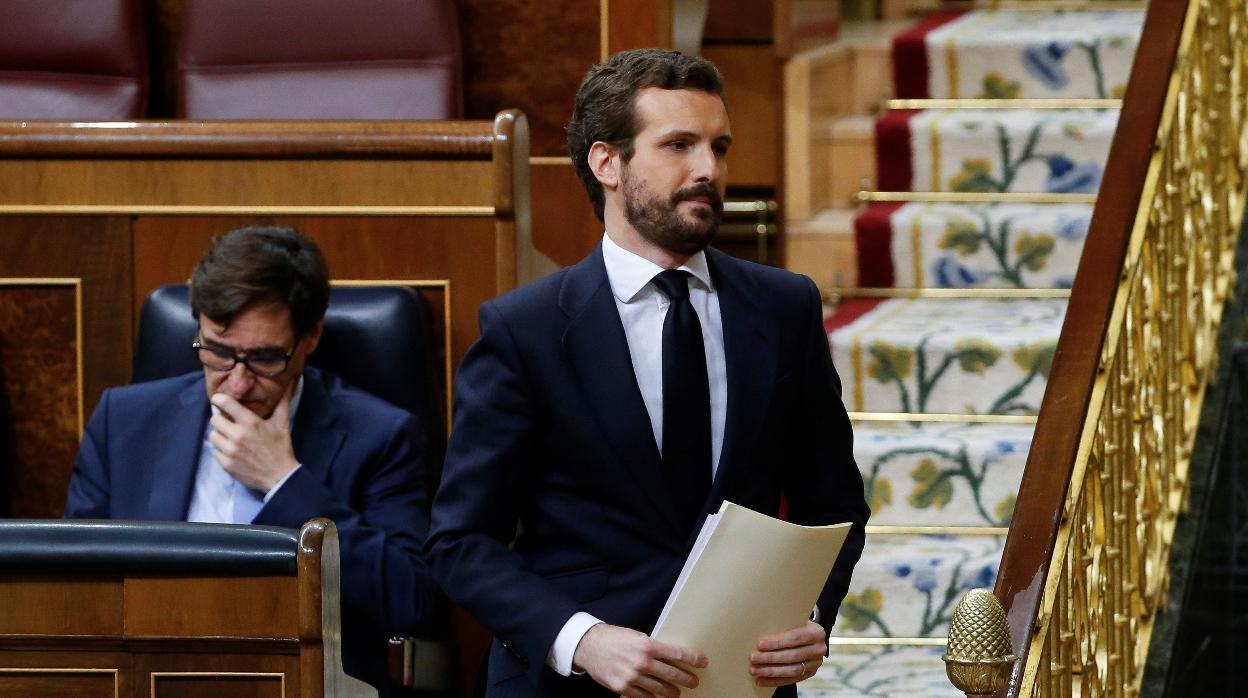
top-left (652, 269), bottom-right (712, 532)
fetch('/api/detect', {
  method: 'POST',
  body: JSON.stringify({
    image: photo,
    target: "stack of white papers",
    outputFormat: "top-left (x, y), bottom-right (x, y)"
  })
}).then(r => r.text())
top-left (651, 501), bottom-right (852, 697)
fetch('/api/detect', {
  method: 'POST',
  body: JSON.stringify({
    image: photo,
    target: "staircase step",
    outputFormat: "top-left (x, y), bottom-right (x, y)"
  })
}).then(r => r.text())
top-left (893, 8), bottom-right (1144, 100)
top-left (876, 107), bottom-right (1119, 194)
top-left (835, 533), bottom-right (1004, 639)
top-left (827, 297), bottom-right (1066, 414)
top-left (855, 420), bottom-right (1032, 527)
top-left (855, 201), bottom-right (1093, 288)
top-left (788, 209), bottom-right (859, 290)
top-left (800, 644), bottom-right (951, 698)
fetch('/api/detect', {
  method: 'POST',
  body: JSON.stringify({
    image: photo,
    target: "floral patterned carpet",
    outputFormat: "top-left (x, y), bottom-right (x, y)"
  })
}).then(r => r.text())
top-left (799, 5), bottom-right (1145, 696)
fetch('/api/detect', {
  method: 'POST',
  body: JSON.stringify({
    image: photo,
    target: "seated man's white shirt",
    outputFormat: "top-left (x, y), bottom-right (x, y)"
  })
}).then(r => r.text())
top-left (186, 376), bottom-right (304, 523)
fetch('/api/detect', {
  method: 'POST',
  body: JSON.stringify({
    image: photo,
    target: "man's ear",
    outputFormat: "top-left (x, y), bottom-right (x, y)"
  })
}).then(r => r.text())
top-left (588, 141), bottom-right (620, 191)
top-left (301, 319), bottom-right (325, 355)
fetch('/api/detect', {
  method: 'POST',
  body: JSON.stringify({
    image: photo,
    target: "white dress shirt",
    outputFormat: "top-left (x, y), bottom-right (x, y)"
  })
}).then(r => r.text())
top-left (186, 376), bottom-right (304, 524)
top-left (547, 233), bottom-right (728, 675)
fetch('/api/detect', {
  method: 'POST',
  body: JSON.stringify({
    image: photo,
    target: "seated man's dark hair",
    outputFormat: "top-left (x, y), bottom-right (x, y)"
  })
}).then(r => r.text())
top-left (190, 225), bottom-right (330, 338)
top-left (566, 48), bottom-right (725, 222)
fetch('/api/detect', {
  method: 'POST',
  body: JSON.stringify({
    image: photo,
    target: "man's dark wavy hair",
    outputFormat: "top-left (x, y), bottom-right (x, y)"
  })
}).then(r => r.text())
top-left (190, 225), bottom-right (330, 338)
top-left (566, 48), bottom-right (725, 222)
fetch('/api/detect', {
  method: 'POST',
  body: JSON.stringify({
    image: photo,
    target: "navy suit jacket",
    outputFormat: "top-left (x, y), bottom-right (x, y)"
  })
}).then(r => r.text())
top-left (426, 247), bottom-right (870, 697)
top-left (65, 366), bottom-right (437, 695)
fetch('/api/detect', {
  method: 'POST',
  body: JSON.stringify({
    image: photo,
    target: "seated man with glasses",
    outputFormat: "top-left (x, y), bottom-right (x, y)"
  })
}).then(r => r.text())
top-left (65, 225), bottom-right (436, 696)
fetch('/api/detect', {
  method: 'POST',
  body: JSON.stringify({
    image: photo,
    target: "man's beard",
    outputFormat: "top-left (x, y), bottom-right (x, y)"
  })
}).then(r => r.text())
top-left (622, 168), bottom-right (723, 256)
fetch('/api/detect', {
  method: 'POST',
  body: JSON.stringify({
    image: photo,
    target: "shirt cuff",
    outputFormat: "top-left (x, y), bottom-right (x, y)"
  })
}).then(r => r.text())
top-left (262, 464), bottom-right (301, 503)
top-left (546, 612), bottom-right (604, 676)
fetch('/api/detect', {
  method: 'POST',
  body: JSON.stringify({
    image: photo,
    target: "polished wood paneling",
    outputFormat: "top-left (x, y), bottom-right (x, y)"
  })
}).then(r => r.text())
top-left (0, 218), bottom-right (131, 519)
top-left (131, 216), bottom-right (496, 374)
top-left (702, 44), bottom-right (783, 189)
top-left (0, 286), bottom-right (78, 519)
top-left (0, 160), bottom-right (494, 209)
top-left (0, 671), bottom-right (116, 698)
top-left (0, 580), bottom-right (123, 635)
top-left (704, 0), bottom-right (773, 43)
top-left (458, 1), bottom-right (599, 157)
top-left (607, 0), bottom-right (673, 53)
top-left (0, 121), bottom-right (498, 157)
top-left (0, 218), bottom-right (131, 414)
top-left (531, 162), bottom-right (601, 267)
top-left (151, 673), bottom-right (283, 698)
top-left (124, 578), bottom-right (297, 639)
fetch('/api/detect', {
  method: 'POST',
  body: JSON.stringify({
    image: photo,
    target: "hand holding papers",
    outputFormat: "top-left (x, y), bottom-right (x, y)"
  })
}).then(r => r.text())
top-left (651, 502), bottom-right (852, 697)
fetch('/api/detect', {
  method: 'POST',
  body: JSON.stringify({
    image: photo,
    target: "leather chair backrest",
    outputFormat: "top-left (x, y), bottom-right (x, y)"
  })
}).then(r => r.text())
top-left (0, 519), bottom-right (298, 575)
top-left (0, 0), bottom-right (147, 119)
top-left (132, 285), bottom-right (444, 460)
top-left (177, 0), bottom-right (461, 119)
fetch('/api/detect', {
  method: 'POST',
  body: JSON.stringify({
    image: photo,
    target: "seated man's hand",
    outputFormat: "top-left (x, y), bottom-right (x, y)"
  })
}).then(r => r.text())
top-left (209, 392), bottom-right (299, 493)
top-left (573, 623), bottom-right (707, 698)
top-left (749, 620), bottom-right (826, 687)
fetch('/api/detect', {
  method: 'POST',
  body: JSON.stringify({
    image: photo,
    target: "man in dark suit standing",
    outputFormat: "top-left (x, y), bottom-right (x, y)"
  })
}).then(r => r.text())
top-left (65, 226), bottom-right (437, 696)
top-left (426, 49), bottom-right (869, 698)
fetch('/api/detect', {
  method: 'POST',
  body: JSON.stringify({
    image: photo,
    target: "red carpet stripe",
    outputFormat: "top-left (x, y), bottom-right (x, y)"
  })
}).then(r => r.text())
top-left (854, 202), bottom-right (906, 288)
top-left (823, 296), bottom-right (889, 339)
top-left (875, 108), bottom-right (920, 192)
top-left (892, 9), bottom-right (967, 99)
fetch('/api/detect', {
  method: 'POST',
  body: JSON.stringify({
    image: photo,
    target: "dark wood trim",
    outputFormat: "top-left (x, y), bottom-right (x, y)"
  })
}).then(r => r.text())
top-left (296, 520), bottom-right (328, 698)
top-left (992, 2), bottom-right (1188, 694)
top-left (0, 120), bottom-right (497, 158)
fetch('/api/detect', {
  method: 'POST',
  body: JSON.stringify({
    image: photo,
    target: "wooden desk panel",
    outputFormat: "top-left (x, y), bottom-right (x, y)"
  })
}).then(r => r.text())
top-left (0, 669), bottom-right (117, 698)
top-left (124, 577), bottom-right (298, 640)
top-left (0, 580), bottom-right (123, 636)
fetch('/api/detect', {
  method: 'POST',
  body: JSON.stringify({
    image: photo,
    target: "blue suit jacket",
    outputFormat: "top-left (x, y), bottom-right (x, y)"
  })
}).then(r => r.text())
top-left (426, 247), bottom-right (870, 697)
top-left (65, 366), bottom-right (437, 695)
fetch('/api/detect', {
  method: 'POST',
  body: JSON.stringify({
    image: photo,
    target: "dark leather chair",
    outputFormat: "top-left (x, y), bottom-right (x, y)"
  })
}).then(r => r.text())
top-left (176, 0), bottom-right (462, 119)
top-left (0, 0), bottom-right (147, 119)
top-left (132, 284), bottom-right (445, 485)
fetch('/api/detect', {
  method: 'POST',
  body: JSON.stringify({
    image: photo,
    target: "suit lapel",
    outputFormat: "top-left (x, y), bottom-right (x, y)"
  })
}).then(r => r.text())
top-left (560, 248), bottom-right (686, 538)
top-left (704, 250), bottom-right (779, 515)
top-left (146, 378), bottom-right (210, 520)
top-left (290, 368), bottom-right (347, 486)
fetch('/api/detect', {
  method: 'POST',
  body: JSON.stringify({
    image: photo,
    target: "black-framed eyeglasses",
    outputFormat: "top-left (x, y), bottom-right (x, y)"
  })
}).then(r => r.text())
top-left (192, 340), bottom-right (294, 378)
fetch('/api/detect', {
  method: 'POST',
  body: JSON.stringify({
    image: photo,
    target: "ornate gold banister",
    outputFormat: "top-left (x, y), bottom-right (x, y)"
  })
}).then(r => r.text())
top-left (945, 0), bottom-right (1248, 696)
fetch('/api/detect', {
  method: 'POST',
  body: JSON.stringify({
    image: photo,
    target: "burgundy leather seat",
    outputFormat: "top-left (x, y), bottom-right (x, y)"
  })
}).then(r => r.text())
top-left (0, 0), bottom-right (147, 119)
top-left (177, 0), bottom-right (462, 120)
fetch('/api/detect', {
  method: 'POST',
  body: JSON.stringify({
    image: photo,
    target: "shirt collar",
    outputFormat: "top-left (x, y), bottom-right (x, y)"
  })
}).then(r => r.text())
top-left (601, 231), bottom-right (714, 304)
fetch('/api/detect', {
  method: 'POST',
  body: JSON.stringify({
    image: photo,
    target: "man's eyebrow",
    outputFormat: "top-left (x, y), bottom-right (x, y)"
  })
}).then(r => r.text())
top-left (656, 129), bottom-right (734, 145)
top-left (200, 337), bottom-right (287, 354)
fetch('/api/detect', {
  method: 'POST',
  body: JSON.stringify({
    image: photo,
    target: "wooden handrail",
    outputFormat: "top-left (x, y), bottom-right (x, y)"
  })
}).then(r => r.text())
top-left (991, 0), bottom-right (1187, 694)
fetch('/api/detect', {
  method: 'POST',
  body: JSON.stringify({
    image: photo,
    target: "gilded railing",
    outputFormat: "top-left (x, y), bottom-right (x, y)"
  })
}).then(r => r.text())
top-left (945, 1), bottom-right (1248, 696)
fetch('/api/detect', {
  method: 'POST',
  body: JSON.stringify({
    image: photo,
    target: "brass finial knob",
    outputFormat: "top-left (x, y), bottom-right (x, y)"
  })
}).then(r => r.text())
top-left (943, 588), bottom-right (1016, 697)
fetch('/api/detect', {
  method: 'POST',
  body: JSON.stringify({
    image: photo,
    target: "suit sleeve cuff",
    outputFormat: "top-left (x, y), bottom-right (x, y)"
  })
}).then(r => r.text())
top-left (262, 464), bottom-right (302, 503)
top-left (546, 612), bottom-right (603, 676)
